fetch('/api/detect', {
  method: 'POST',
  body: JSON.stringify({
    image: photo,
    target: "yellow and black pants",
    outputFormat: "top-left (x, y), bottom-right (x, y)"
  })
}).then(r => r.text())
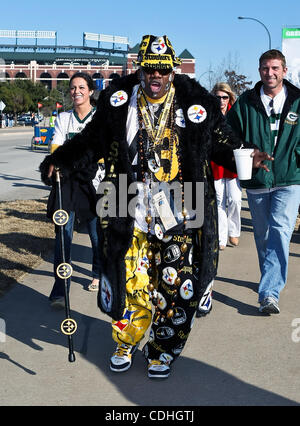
top-left (112, 228), bottom-right (199, 364)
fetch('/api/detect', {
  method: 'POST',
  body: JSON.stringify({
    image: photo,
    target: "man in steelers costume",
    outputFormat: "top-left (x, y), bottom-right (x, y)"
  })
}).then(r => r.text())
top-left (40, 35), bottom-right (271, 379)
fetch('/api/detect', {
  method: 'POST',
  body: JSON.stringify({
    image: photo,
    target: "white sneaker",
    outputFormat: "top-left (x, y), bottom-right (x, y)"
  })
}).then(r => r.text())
top-left (259, 297), bottom-right (280, 314)
top-left (110, 343), bottom-right (138, 372)
top-left (148, 360), bottom-right (170, 379)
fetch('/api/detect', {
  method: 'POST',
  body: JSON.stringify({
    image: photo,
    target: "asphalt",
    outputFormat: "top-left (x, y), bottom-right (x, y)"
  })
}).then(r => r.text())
top-left (0, 193), bottom-right (300, 407)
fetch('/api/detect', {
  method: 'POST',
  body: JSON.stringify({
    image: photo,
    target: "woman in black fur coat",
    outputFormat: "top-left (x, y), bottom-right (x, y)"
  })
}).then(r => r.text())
top-left (40, 35), bottom-right (272, 379)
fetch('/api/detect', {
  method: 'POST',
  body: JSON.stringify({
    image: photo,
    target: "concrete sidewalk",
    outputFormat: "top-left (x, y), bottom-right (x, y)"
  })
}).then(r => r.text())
top-left (0, 126), bottom-right (34, 135)
top-left (0, 195), bottom-right (300, 406)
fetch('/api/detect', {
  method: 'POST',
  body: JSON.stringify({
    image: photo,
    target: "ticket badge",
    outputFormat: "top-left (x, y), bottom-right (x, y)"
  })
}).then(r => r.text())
top-left (153, 190), bottom-right (177, 232)
top-left (152, 189), bottom-right (183, 233)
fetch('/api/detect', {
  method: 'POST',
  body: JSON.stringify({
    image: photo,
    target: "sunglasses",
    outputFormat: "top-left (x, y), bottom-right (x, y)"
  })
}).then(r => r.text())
top-left (142, 67), bottom-right (172, 76)
top-left (216, 95), bottom-right (229, 100)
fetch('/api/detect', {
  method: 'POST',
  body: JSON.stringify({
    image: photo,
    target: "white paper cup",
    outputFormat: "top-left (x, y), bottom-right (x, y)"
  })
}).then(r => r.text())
top-left (233, 148), bottom-right (254, 180)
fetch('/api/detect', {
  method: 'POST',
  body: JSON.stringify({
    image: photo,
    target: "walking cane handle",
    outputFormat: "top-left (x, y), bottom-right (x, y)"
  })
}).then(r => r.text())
top-left (55, 167), bottom-right (61, 182)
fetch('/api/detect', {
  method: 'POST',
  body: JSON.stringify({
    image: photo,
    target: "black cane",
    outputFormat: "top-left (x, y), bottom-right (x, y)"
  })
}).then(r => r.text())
top-left (52, 168), bottom-right (76, 363)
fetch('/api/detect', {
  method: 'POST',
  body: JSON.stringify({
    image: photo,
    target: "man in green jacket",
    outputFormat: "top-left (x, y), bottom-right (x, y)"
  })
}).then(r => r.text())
top-left (227, 49), bottom-right (300, 314)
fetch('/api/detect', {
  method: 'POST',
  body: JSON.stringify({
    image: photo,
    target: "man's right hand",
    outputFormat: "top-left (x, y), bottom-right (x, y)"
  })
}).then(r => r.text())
top-left (39, 155), bottom-right (56, 186)
top-left (48, 164), bottom-right (55, 178)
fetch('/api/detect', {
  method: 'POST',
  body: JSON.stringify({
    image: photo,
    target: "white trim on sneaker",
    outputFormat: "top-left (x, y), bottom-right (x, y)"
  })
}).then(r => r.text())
top-left (148, 360), bottom-right (170, 379)
top-left (259, 296), bottom-right (280, 314)
top-left (110, 343), bottom-right (138, 372)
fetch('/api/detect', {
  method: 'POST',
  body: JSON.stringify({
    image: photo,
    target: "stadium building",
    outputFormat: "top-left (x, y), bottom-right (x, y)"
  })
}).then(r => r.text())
top-left (0, 30), bottom-right (195, 90)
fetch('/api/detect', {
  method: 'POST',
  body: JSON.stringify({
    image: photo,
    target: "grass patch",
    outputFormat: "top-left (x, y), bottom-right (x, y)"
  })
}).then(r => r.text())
top-left (0, 198), bottom-right (54, 296)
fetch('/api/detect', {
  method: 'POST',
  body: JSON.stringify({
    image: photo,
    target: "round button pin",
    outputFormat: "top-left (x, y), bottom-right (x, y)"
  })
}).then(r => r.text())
top-left (53, 209), bottom-right (69, 226)
top-left (61, 318), bottom-right (77, 335)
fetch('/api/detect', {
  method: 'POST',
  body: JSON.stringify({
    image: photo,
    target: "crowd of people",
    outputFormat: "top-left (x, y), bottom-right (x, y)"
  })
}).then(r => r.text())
top-left (0, 112), bottom-right (14, 127)
top-left (40, 35), bottom-right (300, 379)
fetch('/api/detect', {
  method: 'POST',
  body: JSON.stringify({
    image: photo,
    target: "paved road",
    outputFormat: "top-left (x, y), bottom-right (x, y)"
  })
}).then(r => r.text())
top-left (0, 195), bottom-right (300, 407)
top-left (0, 127), bottom-right (50, 201)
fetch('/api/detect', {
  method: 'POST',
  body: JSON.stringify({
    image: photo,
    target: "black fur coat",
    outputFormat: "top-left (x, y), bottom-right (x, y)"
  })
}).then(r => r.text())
top-left (40, 72), bottom-right (245, 320)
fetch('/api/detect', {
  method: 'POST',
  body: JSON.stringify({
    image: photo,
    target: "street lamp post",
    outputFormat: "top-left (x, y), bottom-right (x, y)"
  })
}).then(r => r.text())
top-left (199, 70), bottom-right (213, 80)
top-left (238, 16), bottom-right (272, 50)
top-left (198, 70), bottom-right (213, 89)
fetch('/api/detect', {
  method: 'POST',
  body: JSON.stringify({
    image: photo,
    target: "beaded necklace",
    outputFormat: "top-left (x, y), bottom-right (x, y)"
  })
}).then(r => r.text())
top-left (137, 85), bottom-right (189, 321)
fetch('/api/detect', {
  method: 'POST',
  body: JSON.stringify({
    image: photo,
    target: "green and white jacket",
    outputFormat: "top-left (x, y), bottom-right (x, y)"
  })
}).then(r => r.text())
top-left (227, 79), bottom-right (300, 189)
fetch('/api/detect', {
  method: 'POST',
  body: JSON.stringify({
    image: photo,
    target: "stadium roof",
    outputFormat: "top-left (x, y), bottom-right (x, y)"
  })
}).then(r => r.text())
top-left (0, 50), bottom-right (127, 65)
top-left (0, 43), bottom-right (129, 65)
top-left (0, 42), bottom-right (194, 65)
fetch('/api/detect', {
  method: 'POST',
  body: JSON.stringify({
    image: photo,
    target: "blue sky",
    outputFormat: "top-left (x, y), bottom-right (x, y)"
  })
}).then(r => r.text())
top-left (1, 0), bottom-right (299, 89)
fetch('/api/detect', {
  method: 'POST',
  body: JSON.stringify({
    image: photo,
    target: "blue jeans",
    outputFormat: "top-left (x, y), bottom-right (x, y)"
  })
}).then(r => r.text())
top-left (49, 212), bottom-right (101, 300)
top-left (247, 186), bottom-right (300, 303)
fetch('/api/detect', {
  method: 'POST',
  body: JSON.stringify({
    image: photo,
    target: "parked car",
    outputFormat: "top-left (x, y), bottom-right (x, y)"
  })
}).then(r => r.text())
top-left (17, 114), bottom-right (32, 125)
top-left (17, 113), bottom-right (43, 126)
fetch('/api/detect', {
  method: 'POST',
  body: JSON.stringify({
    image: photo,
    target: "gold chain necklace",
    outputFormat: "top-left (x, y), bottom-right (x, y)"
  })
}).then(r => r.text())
top-left (137, 85), bottom-right (175, 147)
top-left (137, 88), bottom-right (189, 323)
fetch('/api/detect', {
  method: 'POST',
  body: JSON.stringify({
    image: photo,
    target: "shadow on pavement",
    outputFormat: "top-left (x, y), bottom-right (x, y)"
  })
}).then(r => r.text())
top-left (0, 279), bottom-right (298, 406)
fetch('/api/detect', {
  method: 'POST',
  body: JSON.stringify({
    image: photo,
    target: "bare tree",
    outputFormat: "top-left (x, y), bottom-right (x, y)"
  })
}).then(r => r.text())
top-left (199, 52), bottom-right (252, 94)
top-left (224, 70), bottom-right (252, 96)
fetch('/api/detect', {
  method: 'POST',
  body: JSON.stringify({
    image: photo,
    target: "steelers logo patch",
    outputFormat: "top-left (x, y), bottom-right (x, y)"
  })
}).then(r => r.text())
top-left (157, 292), bottom-right (167, 310)
top-left (61, 318), bottom-right (77, 335)
top-left (100, 274), bottom-right (113, 312)
top-left (162, 266), bottom-right (177, 285)
top-left (151, 36), bottom-right (167, 54)
top-left (175, 108), bottom-right (186, 128)
top-left (180, 279), bottom-right (194, 299)
top-left (56, 263), bottom-right (73, 279)
top-left (53, 209), bottom-right (69, 226)
top-left (187, 105), bottom-right (207, 123)
top-left (137, 255), bottom-right (149, 274)
top-left (110, 90), bottom-right (128, 107)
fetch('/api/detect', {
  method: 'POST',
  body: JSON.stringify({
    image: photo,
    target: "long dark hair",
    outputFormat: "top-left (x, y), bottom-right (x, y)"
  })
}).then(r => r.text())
top-left (69, 72), bottom-right (96, 105)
